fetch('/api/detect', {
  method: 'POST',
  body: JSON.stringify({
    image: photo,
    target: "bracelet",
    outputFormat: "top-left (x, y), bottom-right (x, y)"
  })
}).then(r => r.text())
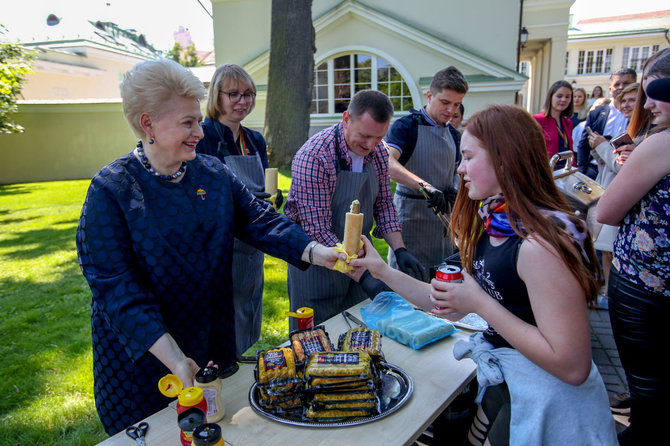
top-left (308, 241), bottom-right (318, 264)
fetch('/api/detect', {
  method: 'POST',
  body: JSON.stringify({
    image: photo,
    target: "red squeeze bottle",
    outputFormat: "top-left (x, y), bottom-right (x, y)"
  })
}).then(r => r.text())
top-left (286, 307), bottom-right (314, 330)
top-left (159, 374), bottom-right (208, 446)
top-left (435, 265), bottom-right (463, 310)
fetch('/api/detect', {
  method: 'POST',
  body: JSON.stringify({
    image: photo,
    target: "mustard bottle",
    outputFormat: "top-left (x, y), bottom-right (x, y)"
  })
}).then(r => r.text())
top-left (195, 366), bottom-right (225, 423)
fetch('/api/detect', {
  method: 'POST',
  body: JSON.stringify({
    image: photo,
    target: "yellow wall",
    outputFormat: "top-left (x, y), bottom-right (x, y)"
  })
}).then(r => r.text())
top-left (21, 46), bottom-right (145, 100)
top-left (0, 102), bottom-right (136, 184)
top-left (521, 0), bottom-right (575, 113)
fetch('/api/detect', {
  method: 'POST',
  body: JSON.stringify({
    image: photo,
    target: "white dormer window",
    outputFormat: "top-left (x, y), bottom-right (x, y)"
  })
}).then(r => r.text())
top-left (311, 53), bottom-right (414, 115)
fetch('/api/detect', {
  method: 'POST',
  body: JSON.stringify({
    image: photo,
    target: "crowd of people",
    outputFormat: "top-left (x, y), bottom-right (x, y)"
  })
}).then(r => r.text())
top-left (76, 47), bottom-right (669, 445)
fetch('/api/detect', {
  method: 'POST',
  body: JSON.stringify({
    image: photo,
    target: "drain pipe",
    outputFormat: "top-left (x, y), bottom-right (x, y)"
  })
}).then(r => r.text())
top-left (515, 0), bottom-right (524, 104)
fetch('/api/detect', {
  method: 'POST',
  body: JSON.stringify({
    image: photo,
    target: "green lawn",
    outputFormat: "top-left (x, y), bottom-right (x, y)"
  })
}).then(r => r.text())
top-left (0, 173), bottom-right (389, 445)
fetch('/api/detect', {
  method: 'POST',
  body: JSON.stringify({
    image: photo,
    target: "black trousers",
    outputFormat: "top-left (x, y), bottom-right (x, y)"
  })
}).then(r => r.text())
top-left (608, 268), bottom-right (669, 444)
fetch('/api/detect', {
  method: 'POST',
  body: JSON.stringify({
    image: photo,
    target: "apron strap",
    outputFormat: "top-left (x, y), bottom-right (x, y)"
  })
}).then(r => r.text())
top-left (214, 122), bottom-right (258, 158)
top-left (334, 125), bottom-right (349, 173)
top-left (213, 121), bottom-right (232, 158)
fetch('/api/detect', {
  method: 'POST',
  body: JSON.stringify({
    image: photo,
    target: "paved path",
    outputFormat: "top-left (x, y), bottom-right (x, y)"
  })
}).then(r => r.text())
top-left (589, 306), bottom-right (630, 432)
top-left (416, 306), bottom-right (631, 444)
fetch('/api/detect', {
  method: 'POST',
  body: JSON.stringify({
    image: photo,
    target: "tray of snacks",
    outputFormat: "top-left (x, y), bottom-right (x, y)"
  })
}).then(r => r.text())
top-left (249, 326), bottom-right (413, 427)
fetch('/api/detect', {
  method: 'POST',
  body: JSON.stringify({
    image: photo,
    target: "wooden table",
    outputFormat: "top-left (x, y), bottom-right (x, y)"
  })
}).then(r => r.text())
top-left (99, 300), bottom-right (476, 446)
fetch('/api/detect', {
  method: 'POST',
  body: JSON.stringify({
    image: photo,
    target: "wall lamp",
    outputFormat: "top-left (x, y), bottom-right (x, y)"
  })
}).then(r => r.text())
top-left (520, 27), bottom-right (529, 48)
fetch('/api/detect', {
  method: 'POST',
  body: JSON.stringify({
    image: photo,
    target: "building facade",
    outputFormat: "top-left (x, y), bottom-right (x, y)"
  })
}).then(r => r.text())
top-left (212, 0), bottom-right (573, 130)
top-left (565, 9), bottom-right (670, 100)
top-left (0, 18), bottom-right (162, 184)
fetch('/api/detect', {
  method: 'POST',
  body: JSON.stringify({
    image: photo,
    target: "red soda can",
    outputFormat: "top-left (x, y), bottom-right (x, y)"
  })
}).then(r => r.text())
top-left (434, 265), bottom-right (463, 310)
top-left (435, 265), bottom-right (463, 283)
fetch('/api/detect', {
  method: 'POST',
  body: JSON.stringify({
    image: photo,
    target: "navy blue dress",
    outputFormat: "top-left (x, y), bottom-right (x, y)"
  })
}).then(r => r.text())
top-left (76, 152), bottom-right (311, 435)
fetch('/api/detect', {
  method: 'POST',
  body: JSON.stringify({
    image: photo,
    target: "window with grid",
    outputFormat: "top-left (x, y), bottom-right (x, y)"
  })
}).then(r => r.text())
top-left (576, 48), bottom-right (613, 74)
top-left (311, 53), bottom-right (413, 115)
top-left (622, 45), bottom-right (660, 71)
top-left (519, 61), bottom-right (529, 76)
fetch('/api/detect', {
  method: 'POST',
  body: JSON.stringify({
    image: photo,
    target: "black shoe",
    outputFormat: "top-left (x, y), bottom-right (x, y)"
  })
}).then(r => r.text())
top-left (609, 391), bottom-right (631, 415)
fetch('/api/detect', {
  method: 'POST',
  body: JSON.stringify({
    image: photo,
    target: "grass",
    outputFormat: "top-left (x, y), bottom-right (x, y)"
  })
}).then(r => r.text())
top-left (0, 171), bottom-right (389, 445)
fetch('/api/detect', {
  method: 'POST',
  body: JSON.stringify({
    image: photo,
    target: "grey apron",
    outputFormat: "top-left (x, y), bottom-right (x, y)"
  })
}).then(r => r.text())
top-left (214, 123), bottom-right (265, 356)
top-left (388, 123), bottom-right (457, 272)
top-left (287, 128), bottom-right (378, 331)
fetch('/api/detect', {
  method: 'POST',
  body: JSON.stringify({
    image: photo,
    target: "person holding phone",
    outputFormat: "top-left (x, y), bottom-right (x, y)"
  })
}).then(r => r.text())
top-left (577, 68), bottom-right (637, 179)
top-left (587, 83), bottom-right (639, 309)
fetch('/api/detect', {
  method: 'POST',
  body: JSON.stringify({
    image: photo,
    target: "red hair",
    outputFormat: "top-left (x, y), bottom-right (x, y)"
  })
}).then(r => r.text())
top-left (451, 105), bottom-right (601, 304)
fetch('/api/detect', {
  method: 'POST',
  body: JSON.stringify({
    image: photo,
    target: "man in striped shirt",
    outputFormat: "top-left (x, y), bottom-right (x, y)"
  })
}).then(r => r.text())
top-left (285, 90), bottom-right (424, 328)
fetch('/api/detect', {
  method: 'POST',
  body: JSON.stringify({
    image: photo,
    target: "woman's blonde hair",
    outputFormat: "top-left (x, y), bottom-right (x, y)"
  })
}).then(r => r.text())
top-left (120, 59), bottom-right (206, 138)
top-left (206, 64), bottom-right (257, 120)
top-left (573, 87), bottom-right (589, 120)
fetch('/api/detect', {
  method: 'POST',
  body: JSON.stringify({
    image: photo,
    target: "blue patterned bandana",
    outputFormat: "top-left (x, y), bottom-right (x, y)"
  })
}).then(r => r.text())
top-left (478, 194), bottom-right (517, 237)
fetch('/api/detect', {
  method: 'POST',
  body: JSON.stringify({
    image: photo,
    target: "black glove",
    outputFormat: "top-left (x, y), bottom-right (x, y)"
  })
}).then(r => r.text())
top-left (274, 189), bottom-right (284, 209)
top-left (253, 191), bottom-right (271, 200)
top-left (443, 186), bottom-right (458, 209)
top-left (358, 270), bottom-right (392, 299)
top-left (394, 247), bottom-right (426, 281)
top-left (423, 184), bottom-right (448, 215)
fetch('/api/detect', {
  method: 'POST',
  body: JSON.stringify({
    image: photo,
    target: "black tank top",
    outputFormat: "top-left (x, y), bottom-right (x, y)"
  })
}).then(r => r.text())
top-left (473, 235), bottom-right (535, 349)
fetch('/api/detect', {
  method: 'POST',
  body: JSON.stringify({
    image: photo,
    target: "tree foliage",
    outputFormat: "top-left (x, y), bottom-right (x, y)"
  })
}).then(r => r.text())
top-left (264, 0), bottom-right (315, 168)
top-left (166, 42), bottom-right (203, 68)
top-left (0, 25), bottom-right (35, 134)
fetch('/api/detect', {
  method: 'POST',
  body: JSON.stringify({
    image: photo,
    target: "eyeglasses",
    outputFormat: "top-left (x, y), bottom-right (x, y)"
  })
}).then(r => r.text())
top-left (220, 91), bottom-right (256, 103)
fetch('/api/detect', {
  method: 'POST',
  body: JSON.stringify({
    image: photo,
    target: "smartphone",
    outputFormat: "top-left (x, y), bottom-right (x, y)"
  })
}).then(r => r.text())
top-left (585, 126), bottom-right (595, 137)
top-left (610, 132), bottom-right (634, 149)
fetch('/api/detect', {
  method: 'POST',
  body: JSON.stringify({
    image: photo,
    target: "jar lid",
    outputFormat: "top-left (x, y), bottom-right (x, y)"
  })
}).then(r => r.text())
top-left (193, 423), bottom-right (222, 445)
top-left (178, 386), bottom-right (204, 406)
top-left (218, 362), bottom-right (239, 379)
top-left (157, 374), bottom-right (183, 398)
top-left (196, 366), bottom-right (219, 384)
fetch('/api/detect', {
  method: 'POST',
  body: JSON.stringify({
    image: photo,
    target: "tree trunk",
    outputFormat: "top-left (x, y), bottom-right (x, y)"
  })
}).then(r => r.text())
top-left (264, 0), bottom-right (315, 168)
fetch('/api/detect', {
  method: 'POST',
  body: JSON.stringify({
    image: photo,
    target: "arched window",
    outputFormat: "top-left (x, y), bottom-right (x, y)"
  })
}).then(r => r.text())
top-left (311, 53), bottom-right (414, 115)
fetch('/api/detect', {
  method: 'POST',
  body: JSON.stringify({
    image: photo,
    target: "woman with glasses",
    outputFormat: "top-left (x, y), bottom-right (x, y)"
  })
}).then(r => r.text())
top-left (197, 64), bottom-right (279, 358)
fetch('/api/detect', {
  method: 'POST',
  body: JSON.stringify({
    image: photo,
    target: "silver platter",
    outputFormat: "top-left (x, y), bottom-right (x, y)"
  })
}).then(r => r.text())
top-left (249, 363), bottom-right (413, 428)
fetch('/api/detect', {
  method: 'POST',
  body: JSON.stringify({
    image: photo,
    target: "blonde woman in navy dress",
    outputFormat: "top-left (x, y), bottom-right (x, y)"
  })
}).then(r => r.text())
top-left (76, 59), bottom-right (343, 435)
